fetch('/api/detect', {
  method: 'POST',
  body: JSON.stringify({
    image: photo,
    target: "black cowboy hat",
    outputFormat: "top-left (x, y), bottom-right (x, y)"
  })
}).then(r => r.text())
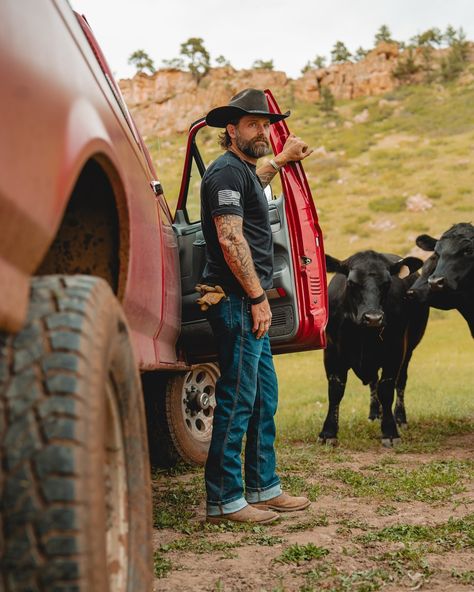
top-left (206, 88), bottom-right (290, 128)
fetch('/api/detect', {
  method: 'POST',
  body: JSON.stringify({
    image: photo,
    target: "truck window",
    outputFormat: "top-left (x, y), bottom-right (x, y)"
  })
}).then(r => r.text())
top-left (184, 158), bottom-right (203, 223)
top-left (180, 126), bottom-right (218, 223)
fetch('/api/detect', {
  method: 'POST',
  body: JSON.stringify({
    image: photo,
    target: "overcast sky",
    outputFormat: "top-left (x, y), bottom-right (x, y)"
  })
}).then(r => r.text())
top-left (71, 0), bottom-right (474, 80)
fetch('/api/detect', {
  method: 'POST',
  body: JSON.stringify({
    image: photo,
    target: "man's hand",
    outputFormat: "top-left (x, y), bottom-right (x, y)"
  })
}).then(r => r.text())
top-left (257, 133), bottom-right (313, 187)
top-left (251, 298), bottom-right (272, 339)
top-left (275, 134), bottom-right (313, 167)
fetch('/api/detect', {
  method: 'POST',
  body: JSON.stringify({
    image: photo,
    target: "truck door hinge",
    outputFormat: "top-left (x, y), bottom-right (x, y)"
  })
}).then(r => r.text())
top-left (151, 180), bottom-right (163, 196)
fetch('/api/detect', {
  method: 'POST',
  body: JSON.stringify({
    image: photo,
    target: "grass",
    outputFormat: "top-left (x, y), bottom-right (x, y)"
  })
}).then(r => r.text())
top-left (286, 512), bottom-right (329, 532)
top-left (275, 543), bottom-right (330, 565)
top-left (326, 460), bottom-right (472, 503)
top-left (280, 474), bottom-right (324, 501)
top-left (451, 569), bottom-right (474, 585)
top-left (302, 565), bottom-right (392, 592)
top-left (153, 550), bottom-right (173, 578)
top-left (375, 545), bottom-right (431, 574)
top-left (356, 514), bottom-right (474, 550)
top-left (160, 537), bottom-right (240, 558)
top-left (152, 475), bottom-right (202, 531)
top-left (368, 196), bottom-right (406, 213)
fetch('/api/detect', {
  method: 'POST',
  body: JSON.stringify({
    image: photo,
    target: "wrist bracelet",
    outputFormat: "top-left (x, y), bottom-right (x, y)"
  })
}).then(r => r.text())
top-left (269, 158), bottom-right (280, 171)
top-left (249, 292), bottom-right (267, 305)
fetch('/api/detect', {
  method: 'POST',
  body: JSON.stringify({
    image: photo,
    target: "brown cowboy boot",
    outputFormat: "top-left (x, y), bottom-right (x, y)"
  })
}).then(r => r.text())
top-left (206, 505), bottom-right (278, 524)
top-left (250, 492), bottom-right (311, 512)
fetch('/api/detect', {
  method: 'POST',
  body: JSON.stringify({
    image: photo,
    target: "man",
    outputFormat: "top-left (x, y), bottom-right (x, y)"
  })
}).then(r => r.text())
top-left (200, 88), bottom-right (313, 524)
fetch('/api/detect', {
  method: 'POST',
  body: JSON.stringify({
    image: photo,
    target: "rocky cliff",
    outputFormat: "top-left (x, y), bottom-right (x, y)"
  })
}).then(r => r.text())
top-left (119, 42), bottom-right (474, 138)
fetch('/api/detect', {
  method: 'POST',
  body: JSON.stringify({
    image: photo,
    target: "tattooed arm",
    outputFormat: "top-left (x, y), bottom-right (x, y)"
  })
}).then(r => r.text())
top-left (256, 133), bottom-right (314, 187)
top-left (214, 214), bottom-right (262, 297)
top-left (256, 161), bottom-right (280, 188)
top-left (214, 213), bottom-right (272, 338)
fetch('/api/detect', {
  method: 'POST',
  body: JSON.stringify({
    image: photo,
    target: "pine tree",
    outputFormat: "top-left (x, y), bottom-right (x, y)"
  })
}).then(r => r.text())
top-left (252, 59), bottom-right (274, 70)
top-left (128, 50), bottom-right (156, 74)
top-left (331, 41), bottom-right (352, 64)
top-left (180, 37), bottom-right (210, 82)
top-left (374, 25), bottom-right (393, 45)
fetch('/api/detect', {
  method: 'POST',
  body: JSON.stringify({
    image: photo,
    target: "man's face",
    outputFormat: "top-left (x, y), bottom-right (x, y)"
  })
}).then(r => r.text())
top-left (230, 115), bottom-right (271, 159)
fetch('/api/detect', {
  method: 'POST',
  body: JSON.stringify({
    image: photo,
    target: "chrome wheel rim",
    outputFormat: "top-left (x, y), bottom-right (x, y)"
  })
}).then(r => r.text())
top-left (181, 365), bottom-right (218, 444)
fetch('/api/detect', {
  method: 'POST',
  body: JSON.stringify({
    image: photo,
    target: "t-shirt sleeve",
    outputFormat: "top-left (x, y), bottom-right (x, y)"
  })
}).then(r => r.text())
top-left (204, 164), bottom-right (246, 218)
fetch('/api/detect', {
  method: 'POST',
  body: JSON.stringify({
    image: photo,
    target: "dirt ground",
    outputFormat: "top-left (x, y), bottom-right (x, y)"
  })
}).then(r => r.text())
top-left (152, 432), bottom-right (474, 592)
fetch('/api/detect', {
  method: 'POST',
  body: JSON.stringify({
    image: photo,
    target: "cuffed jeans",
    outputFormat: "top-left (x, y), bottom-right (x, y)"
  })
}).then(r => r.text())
top-left (205, 293), bottom-right (282, 516)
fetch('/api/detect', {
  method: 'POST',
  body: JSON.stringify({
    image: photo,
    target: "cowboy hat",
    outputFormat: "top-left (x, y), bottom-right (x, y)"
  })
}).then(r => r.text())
top-left (206, 88), bottom-right (290, 128)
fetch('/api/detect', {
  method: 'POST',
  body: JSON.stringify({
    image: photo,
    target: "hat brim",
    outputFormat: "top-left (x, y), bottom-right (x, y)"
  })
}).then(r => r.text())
top-left (206, 106), bottom-right (290, 128)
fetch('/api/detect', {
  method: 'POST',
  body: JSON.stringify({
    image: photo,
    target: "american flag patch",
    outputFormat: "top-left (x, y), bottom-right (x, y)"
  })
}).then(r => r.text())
top-left (218, 189), bottom-right (241, 206)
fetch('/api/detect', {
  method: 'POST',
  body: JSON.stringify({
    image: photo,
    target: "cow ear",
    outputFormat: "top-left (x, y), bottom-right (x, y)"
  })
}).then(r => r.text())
top-left (325, 254), bottom-right (349, 275)
top-left (390, 256), bottom-right (423, 275)
top-left (416, 234), bottom-right (437, 251)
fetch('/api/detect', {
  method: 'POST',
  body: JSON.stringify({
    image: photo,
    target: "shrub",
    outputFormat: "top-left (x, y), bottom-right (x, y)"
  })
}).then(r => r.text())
top-left (320, 87), bottom-right (335, 112)
top-left (440, 42), bottom-right (469, 81)
top-left (393, 48), bottom-right (420, 80)
top-left (252, 59), bottom-right (274, 70)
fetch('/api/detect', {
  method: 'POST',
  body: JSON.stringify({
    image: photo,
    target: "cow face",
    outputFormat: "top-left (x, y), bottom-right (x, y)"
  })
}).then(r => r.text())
top-left (326, 251), bottom-right (423, 328)
top-left (416, 223), bottom-right (474, 293)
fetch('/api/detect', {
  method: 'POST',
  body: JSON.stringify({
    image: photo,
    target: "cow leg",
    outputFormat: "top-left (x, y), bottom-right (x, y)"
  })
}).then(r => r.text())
top-left (319, 371), bottom-right (348, 445)
top-left (377, 373), bottom-right (400, 446)
top-left (368, 379), bottom-right (380, 420)
top-left (395, 303), bottom-right (428, 427)
top-left (394, 353), bottom-right (410, 427)
top-left (394, 387), bottom-right (407, 427)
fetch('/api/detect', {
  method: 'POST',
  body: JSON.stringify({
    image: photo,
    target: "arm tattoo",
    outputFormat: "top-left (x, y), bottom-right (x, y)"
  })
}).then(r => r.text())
top-left (256, 168), bottom-right (278, 188)
top-left (214, 214), bottom-right (262, 295)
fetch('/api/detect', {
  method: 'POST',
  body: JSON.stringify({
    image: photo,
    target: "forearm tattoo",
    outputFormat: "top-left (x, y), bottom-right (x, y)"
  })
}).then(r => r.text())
top-left (214, 214), bottom-right (261, 294)
top-left (256, 166), bottom-right (278, 188)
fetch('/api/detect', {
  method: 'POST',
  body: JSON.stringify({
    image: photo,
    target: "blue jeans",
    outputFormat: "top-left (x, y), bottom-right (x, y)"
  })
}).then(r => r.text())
top-left (205, 293), bottom-right (282, 516)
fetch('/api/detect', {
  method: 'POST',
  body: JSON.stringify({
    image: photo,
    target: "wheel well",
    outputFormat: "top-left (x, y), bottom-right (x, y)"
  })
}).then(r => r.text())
top-left (37, 157), bottom-right (128, 296)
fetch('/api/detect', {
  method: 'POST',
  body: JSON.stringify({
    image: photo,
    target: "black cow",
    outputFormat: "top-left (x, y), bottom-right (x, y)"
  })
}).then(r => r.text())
top-left (408, 223), bottom-right (474, 338)
top-left (319, 250), bottom-right (429, 447)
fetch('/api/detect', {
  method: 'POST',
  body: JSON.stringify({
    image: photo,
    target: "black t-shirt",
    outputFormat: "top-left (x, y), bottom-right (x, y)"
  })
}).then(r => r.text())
top-left (200, 151), bottom-right (274, 295)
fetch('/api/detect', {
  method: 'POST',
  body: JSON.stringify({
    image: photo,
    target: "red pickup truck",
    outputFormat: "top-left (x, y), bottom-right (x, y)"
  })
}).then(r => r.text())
top-left (0, 1), bottom-right (327, 590)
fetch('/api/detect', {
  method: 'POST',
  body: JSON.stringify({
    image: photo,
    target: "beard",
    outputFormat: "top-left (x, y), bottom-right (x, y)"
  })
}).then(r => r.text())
top-left (235, 130), bottom-right (271, 159)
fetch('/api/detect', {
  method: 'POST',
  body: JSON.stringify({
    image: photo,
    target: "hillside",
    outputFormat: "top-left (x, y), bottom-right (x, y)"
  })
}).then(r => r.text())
top-left (142, 73), bottom-right (473, 260)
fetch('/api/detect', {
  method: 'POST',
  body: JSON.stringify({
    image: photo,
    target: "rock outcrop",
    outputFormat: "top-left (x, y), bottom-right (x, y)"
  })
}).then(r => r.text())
top-left (294, 42), bottom-right (400, 103)
top-left (119, 67), bottom-right (290, 137)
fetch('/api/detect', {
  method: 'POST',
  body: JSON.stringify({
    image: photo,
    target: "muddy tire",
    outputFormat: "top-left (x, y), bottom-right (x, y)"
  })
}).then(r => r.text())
top-left (142, 371), bottom-right (180, 469)
top-left (0, 275), bottom-right (152, 592)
